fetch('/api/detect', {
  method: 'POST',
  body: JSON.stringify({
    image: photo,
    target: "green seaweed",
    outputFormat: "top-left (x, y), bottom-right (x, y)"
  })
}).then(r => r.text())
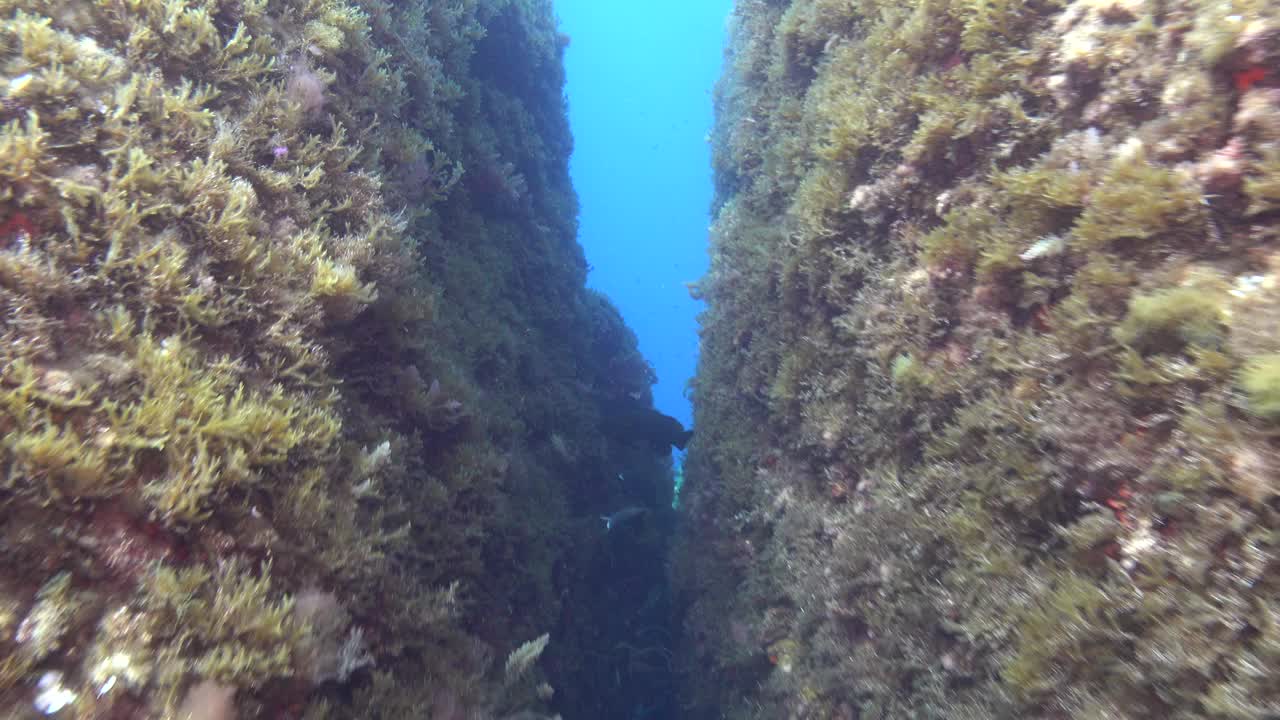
top-left (1113, 286), bottom-right (1226, 355)
top-left (1240, 354), bottom-right (1280, 422)
top-left (1073, 144), bottom-right (1207, 250)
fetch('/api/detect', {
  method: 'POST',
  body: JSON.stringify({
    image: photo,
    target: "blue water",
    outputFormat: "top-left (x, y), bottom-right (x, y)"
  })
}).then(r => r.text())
top-left (557, 0), bottom-right (732, 438)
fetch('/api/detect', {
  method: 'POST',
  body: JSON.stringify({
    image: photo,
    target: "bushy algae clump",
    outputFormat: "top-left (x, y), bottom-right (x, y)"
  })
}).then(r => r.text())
top-left (1241, 354), bottom-right (1280, 421)
top-left (674, 0), bottom-right (1280, 718)
top-left (0, 0), bottom-right (651, 717)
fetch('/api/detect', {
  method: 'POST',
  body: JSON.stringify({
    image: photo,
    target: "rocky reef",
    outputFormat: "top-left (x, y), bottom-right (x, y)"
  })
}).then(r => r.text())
top-left (0, 0), bottom-right (672, 717)
top-left (675, 1), bottom-right (1280, 718)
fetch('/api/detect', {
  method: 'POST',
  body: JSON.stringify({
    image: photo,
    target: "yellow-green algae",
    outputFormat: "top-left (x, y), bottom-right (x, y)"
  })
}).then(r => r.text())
top-left (674, 0), bottom-right (1280, 718)
top-left (0, 0), bottom-right (652, 717)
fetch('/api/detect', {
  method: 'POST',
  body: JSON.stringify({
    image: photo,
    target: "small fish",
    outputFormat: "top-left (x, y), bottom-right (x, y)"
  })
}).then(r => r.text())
top-left (601, 506), bottom-right (647, 531)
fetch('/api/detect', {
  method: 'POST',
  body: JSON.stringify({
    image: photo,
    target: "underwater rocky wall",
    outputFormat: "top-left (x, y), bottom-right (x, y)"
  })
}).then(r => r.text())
top-left (675, 0), bottom-right (1280, 718)
top-left (0, 0), bottom-right (669, 717)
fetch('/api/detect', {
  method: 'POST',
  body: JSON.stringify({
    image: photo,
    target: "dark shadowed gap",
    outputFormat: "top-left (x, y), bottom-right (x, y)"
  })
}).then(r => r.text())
top-left (542, 0), bottom-right (731, 717)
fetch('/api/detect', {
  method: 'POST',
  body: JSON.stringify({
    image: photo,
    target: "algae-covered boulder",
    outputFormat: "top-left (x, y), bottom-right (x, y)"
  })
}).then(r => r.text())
top-left (675, 1), bottom-right (1280, 718)
top-left (0, 0), bottom-right (638, 717)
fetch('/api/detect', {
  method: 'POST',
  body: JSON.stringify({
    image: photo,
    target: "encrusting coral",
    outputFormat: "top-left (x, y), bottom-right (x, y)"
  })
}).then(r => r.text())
top-left (675, 0), bottom-right (1280, 718)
